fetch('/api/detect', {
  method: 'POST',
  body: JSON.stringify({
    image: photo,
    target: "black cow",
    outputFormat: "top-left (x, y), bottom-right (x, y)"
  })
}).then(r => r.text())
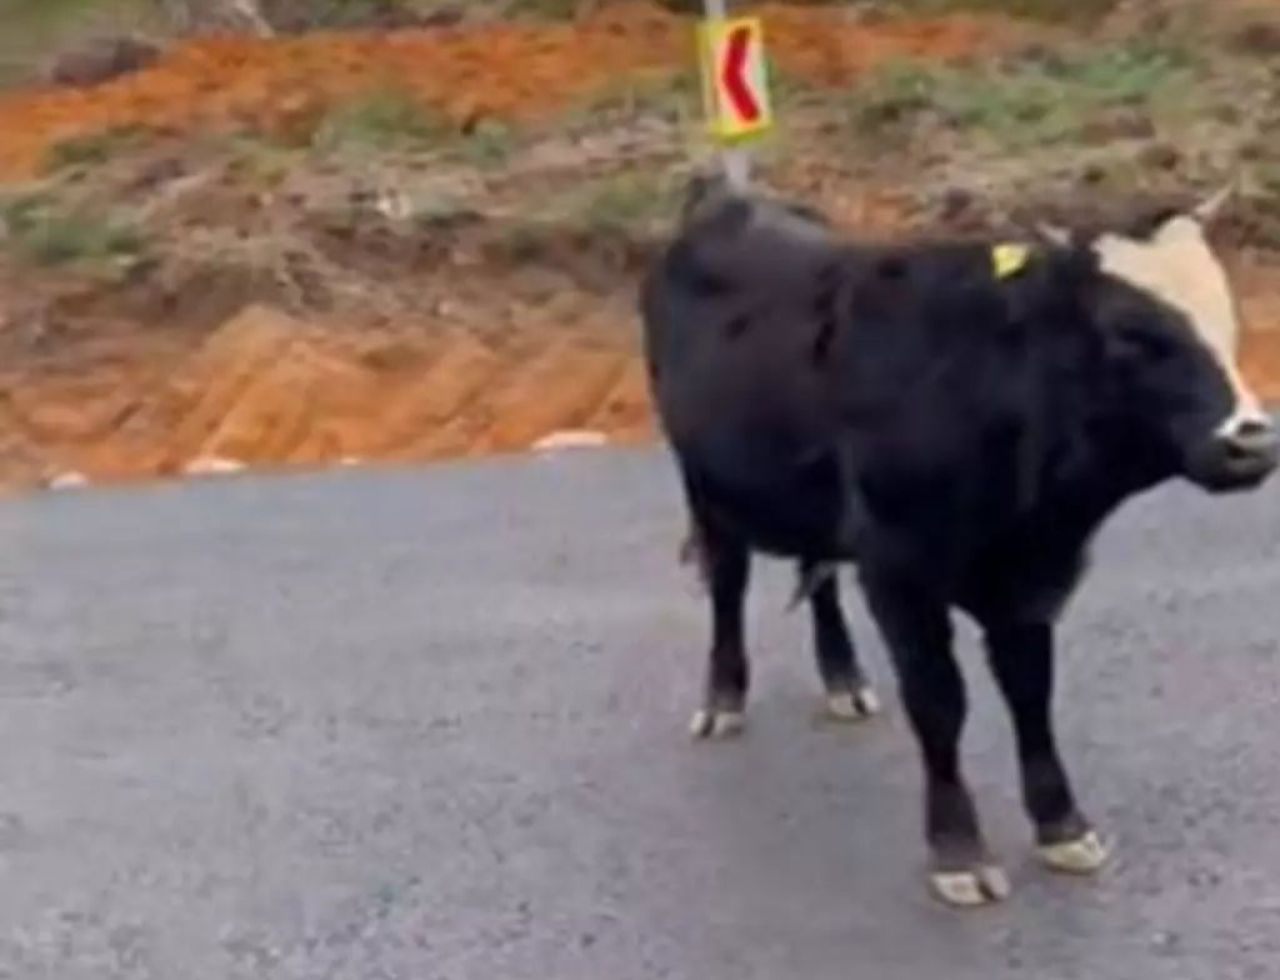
top-left (639, 178), bottom-right (1279, 907)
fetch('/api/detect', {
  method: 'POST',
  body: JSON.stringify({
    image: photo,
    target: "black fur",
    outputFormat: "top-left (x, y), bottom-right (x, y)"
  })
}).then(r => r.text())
top-left (641, 187), bottom-right (1276, 886)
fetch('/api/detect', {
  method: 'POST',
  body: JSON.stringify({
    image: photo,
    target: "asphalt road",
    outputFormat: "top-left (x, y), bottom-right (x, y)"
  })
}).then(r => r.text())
top-left (2, 447), bottom-right (1280, 979)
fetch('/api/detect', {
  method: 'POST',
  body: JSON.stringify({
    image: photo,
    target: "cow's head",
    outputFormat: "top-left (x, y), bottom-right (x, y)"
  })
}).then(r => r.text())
top-left (1040, 186), bottom-right (1278, 493)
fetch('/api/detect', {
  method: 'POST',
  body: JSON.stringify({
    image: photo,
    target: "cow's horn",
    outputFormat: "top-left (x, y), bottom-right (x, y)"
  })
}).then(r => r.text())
top-left (1035, 222), bottom-right (1071, 247)
top-left (1192, 181), bottom-right (1235, 224)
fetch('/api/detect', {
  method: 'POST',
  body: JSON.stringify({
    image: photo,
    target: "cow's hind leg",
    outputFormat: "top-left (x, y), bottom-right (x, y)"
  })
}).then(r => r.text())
top-left (805, 563), bottom-right (880, 723)
top-left (687, 521), bottom-right (753, 740)
top-left (678, 519), bottom-right (711, 590)
top-left (862, 573), bottom-right (1008, 906)
top-left (984, 622), bottom-right (1109, 876)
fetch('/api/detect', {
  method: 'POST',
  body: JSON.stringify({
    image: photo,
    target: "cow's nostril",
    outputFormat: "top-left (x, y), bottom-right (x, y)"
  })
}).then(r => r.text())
top-left (1233, 418), bottom-right (1273, 440)
top-left (1221, 416), bottom-right (1279, 460)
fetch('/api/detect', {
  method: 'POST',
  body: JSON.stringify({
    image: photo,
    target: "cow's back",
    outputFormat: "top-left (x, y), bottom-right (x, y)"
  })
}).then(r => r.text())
top-left (641, 195), bottom-right (850, 556)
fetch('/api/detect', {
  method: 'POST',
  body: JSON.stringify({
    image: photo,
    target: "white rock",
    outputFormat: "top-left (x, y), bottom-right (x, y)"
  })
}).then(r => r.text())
top-left (48, 471), bottom-right (89, 490)
top-left (184, 456), bottom-right (247, 476)
top-left (533, 430), bottom-right (608, 452)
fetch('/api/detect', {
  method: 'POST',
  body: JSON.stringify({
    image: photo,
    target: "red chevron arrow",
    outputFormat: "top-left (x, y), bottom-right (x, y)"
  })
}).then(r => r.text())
top-left (720, 25), bottom-right (761, 123)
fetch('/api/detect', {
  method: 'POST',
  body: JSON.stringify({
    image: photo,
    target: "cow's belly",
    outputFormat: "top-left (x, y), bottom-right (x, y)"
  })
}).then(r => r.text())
top-left (654, 333), bottom-right (850, 558)
top-left (708, 495), bottom-right (842, 558)
top-left (684, 437), bottom-right (848, 559)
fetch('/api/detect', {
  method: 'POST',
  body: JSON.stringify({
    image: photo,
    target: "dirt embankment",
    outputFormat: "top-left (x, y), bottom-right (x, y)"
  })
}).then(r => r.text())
top-left (0, 298), bottom-right (658, 489)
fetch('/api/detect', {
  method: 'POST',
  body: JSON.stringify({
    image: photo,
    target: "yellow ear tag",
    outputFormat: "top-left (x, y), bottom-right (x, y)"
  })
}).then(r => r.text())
top-left (992, 242), bottom-right (1031, 280)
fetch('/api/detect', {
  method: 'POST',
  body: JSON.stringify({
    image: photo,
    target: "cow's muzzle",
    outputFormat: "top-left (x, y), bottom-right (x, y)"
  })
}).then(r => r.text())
top-left (1189, 415), bottom-right (1280, 492)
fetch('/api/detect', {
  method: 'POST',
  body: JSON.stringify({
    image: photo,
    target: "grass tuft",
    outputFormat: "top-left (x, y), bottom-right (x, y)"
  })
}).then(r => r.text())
top-left (310, 86), bottom-right (454, 154)
top-left (1, 190), bottom-right (144, 268)
top-left (43, 124), bottom-right (153, 172)
top-left (850, 41), bottom-right (1194, 149)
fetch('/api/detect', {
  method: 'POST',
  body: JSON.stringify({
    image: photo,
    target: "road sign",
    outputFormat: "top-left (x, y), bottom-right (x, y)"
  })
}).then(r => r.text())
top-left (698, 16), bottom-right (773, 144)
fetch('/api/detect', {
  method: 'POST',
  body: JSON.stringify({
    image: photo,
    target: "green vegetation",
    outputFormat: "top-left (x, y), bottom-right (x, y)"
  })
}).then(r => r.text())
top-left (251, 0), bottom-right (442, 31)
top-left (1, 191), bottom-right (144, 269)
top-left (222, 131), bottom-right (301, 188)
top-left (489, 169), bottom-right (682, 261)
top-left (767, 61), bottom-right (824, 110)
top-left (570, 68), bottom-right (701, 125)
top-left (310, 86), bottom-right (455, 154)
top-left (0, 0), bottom-right (157, 85)
top-left (274, 0), bottom-right (412, 26)
top-left (0, 0), bottom-right (153, 32)
top-left (459, 119), bottom-right (515, 169)
top-left (526, 0), bottom-right (1128, 17)
top-left (501, 0), bottom-right (581, 22)
top-left (865, 0), bottom-right (1120, 24)
top-left (564, 171), bottom-right (680, 234)
top-left (308, 87), bottom-right (522, 167)
top-left (43, 124), bottom-right (153, 172)
top-left (409, 191), bottom-right (476, 228)
top-left (850, 41), bottom-right (1196, 149)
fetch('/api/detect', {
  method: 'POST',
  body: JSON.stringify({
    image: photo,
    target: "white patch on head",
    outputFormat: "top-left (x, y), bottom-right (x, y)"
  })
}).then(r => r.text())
top-left (1094, 215), bottom-right (1265, 433)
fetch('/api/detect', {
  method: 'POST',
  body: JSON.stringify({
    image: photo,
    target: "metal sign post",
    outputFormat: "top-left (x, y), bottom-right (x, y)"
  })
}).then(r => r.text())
top-left (697, 0), bottom-right (772, 192)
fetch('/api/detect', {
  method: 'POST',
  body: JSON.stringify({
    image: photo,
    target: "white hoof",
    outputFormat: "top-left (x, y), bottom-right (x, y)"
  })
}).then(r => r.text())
top-left (1038, 830), bottom-right (1110, 875)
top-left (855, 686), bottom-right (882, 715)
top-left (929, 865), bottom-right (1011, 908)
top-left (824, 686), bottom-right (881, 722)
top-left (689, 709), bottom-right (745, 740)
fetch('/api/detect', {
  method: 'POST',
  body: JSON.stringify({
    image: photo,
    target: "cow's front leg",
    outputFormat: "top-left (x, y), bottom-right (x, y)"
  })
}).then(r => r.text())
top-left (862, 573), bottom-right (1008, 907)
top-left (984, 621), bottom-right (1109, 875)
top-left (688, 525), bottom-right (752, 740)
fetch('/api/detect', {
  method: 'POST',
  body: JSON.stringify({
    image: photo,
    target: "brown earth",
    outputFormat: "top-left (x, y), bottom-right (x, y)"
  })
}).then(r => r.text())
top-left (0, 249), bottom-right (665, 490)
top-left (4, 0), bottom-right (1280, 494)
top-left (0, 3), bottom-right (1033, 180)
top-left (0, 304), bottom-right (653, 484)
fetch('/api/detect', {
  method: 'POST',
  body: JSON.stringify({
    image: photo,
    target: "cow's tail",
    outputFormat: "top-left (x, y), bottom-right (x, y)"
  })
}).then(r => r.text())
top-left (786, 561), bottom-right (839, 612)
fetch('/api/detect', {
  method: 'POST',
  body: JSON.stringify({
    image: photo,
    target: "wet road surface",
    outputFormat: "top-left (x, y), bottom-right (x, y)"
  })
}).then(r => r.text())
top-left (2, 448), bottom-right (1279, 979)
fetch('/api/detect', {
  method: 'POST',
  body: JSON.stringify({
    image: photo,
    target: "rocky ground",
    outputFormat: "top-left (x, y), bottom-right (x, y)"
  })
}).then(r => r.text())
top-left (5, 0), bottom-right (1280, 493)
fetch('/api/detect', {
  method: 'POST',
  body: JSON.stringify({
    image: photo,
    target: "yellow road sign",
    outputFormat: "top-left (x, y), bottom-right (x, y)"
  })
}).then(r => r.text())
top-left (697, 16), bottom-right (773, 143)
